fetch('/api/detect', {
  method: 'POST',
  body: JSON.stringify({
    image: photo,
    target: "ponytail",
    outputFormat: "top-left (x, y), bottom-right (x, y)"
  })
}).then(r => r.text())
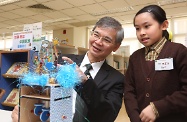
top-left (163, 30), bottom-right (171, 41)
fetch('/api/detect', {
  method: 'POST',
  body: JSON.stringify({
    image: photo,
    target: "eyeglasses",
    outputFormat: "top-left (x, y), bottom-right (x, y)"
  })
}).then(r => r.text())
top-left (91, 31), bottom-right (114, 45)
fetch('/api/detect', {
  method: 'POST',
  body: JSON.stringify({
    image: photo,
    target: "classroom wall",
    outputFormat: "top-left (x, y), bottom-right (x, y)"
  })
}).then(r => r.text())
top-left (73, 27), bottom-right (87, 48)
top-left (53, 27), bottom-right (87, 48)
top-left (53, 28), bottom-right (74, 45)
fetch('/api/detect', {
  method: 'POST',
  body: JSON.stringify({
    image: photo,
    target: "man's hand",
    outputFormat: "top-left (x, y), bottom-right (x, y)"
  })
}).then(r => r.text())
top-left (139, 105), bottom-right (156, 122)
top-left (11, 105), bottom-right (19, 122)
top-left (61, 57), bottom-right (88, 83)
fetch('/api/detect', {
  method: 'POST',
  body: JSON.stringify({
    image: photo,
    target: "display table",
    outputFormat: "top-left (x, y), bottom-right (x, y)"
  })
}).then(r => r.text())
top-left (0, 109), bottom-right (12, 122)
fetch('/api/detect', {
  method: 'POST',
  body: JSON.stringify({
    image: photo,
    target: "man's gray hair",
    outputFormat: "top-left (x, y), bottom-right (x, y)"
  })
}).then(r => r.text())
top-left (92, 16), bottom-right (124, 44)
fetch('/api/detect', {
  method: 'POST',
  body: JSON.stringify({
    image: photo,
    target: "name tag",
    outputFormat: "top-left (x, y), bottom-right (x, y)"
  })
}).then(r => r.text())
top-left (155, 58), bottom-right (173, 71)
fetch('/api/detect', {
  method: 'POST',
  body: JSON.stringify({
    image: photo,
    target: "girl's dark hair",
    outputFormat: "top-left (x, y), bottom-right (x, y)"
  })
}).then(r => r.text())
top-left (134, 5), bottom-right (170, 41)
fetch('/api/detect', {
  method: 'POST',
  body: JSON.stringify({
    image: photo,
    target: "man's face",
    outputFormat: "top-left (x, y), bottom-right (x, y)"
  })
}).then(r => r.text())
top-left (88, 27), bottom-right (120, 62)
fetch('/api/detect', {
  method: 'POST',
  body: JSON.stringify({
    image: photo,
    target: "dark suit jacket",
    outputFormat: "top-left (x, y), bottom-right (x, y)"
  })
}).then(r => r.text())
top-left (124, 40), bottom-right (187, 122)
top-left (58, 54), bottom-right (124, 122)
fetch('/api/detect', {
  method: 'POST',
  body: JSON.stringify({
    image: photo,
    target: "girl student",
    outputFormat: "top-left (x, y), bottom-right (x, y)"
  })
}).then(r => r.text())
top-left (124, 5), bottom-right (187, 122)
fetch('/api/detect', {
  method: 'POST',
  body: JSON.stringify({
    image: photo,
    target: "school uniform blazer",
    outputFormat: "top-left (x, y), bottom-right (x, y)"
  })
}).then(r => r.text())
top-left (59, 54), bottom-right (124, 122)
top-left (124, 40), bottom-right (187, 122)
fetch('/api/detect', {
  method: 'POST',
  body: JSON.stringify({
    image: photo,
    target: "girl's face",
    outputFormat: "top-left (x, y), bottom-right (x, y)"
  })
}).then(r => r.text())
top-left (134, 12), bottom-right (167, 47)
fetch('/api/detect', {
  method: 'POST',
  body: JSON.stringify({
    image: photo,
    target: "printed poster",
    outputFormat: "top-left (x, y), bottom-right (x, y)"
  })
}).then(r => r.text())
top-left (12, 31), bottom-right (33, 50)
top-left (23, 22), bottom-right (43, 51)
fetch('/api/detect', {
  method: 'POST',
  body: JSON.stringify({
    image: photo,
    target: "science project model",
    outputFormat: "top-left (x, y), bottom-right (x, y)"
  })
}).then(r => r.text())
top-left (19, 39), bottom-right (81, 122)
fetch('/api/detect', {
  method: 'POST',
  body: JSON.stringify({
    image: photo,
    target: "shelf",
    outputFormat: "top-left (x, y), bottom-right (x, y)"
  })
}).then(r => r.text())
top-left (1, 102), bottom-right (17, 107)
top-left (0, 50), bottom-right (36, 110)
top-left (116, 69), bottom-right (125, 71)
top-left (56, 43), bottom-right (75, 49)
top-left (2, 74), bottom-right (21, 78)
top-left (0, 49), bottom-right (31, 54)
top-left (113, 53), bottom-right (122, 57)
top-left (0, 89), bottom-right (5, 99)
top-left (77, 47), bottom-right (88, 51)
top-left (77, 47), bottom-right (88, 55)
top-left (21, 94), bottom-right (50, 101)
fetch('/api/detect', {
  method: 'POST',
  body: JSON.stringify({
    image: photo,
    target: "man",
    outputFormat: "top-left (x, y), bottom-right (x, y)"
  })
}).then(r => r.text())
top-left (12, 16), bottom-right (125, 122)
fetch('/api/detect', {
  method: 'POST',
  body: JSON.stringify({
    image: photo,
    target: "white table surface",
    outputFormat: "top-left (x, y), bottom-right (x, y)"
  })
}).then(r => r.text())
top-left (0, 109), bottom-right (12, 122)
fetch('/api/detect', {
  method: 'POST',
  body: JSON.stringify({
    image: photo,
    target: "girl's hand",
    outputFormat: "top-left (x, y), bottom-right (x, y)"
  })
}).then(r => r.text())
top-left (140, 105), bottom-right (156, 122)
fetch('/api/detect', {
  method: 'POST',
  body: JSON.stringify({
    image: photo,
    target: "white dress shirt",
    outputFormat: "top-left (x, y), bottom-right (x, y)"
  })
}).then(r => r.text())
top-left (80, 52), bottom-right (105, 79)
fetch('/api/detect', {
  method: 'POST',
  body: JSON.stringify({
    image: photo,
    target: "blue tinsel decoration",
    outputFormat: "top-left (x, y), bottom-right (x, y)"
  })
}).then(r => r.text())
top-left (20, 62), bottom-right (80, 88)
top-left (21, 72), bottom-right (49, 86)
top-left (56, 63), bottom-right (80, 88)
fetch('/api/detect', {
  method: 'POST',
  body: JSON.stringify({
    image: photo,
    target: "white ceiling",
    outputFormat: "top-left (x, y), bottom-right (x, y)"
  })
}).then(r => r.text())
top-left (0, 0), bottom-right (187, 37)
